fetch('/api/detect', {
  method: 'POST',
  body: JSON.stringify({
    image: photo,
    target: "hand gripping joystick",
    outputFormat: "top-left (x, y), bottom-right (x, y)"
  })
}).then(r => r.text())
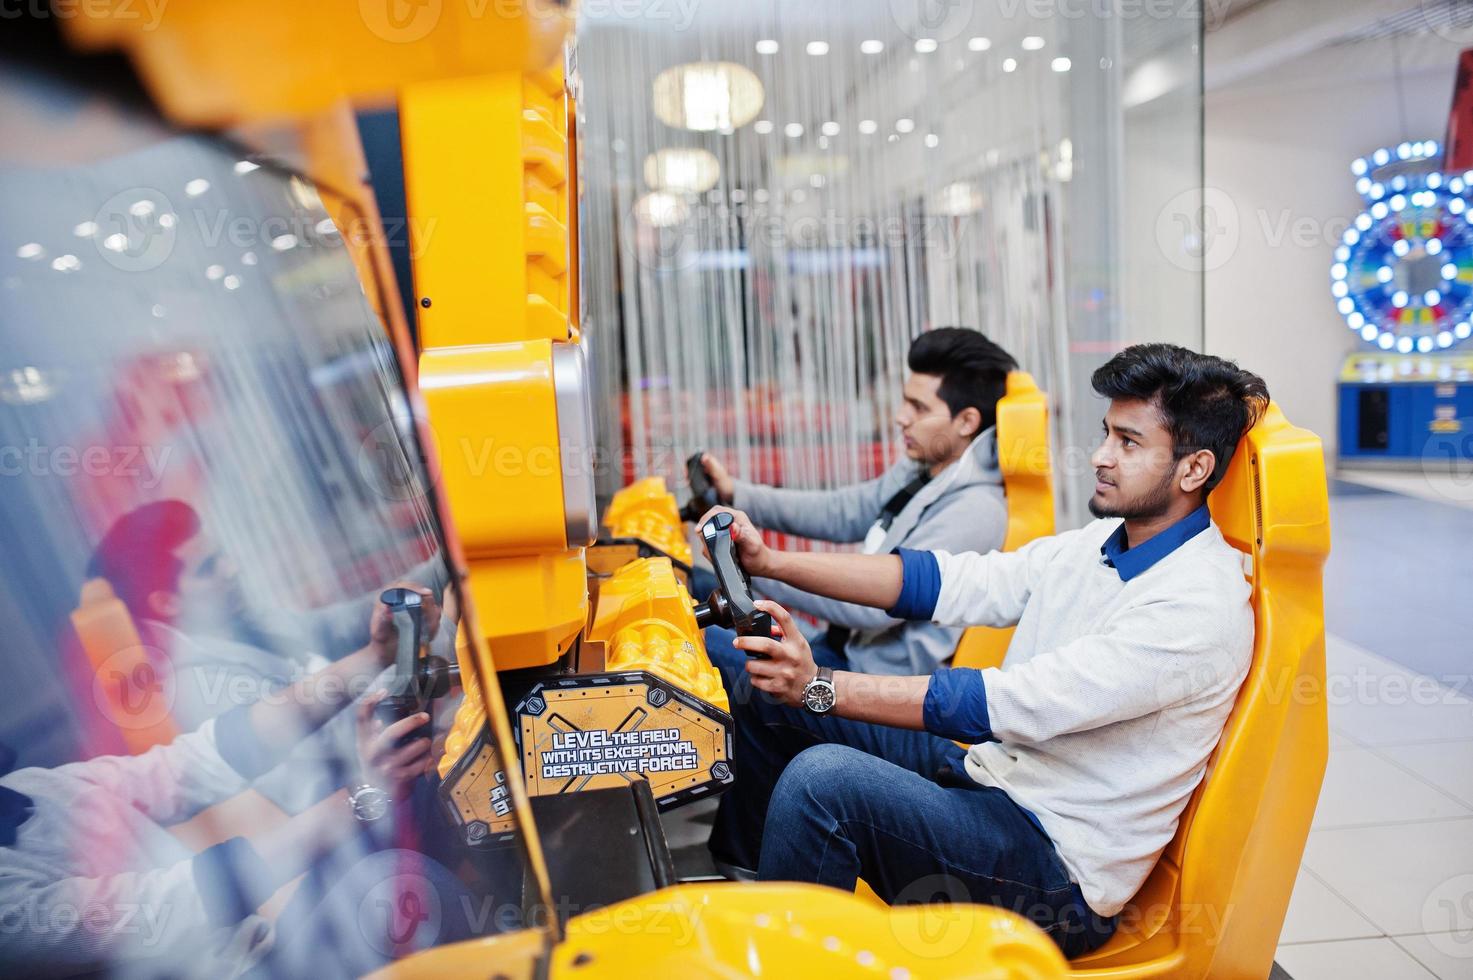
top-left (373, 587), bottom-right (458, 740)
top-left (679, 452), bottom-right (721, 523)
top-left (692, 512), bottom-right (775, 655)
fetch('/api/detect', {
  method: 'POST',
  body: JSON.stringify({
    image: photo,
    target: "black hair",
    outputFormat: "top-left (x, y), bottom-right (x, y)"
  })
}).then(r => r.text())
top-left (907, 327), bottom-right (1019, 435)
top-left (1090, 343), bottom-right (1270, 494)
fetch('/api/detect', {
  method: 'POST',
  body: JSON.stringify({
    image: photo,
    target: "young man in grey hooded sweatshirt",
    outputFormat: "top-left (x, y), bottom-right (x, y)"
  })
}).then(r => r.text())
top-left (698, 327), bottom-right (1019, 677)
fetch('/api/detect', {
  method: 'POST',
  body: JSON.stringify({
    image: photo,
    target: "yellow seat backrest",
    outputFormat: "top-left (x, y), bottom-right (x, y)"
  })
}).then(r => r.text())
top-left (69, 578), bottom-right (180, 754)
top-left (1068, 403), bottom-right (1331, 978)
top-left (952, 371), bottom-right (1055, 671)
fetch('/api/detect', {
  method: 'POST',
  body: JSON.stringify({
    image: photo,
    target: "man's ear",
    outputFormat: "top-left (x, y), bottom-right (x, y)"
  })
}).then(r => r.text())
top-left (954, 406), bottom-right (983, 438)
top-left (1178, 450), bottom-right (1216, 495)
top-left (145, 590), bottom-right (181, 621)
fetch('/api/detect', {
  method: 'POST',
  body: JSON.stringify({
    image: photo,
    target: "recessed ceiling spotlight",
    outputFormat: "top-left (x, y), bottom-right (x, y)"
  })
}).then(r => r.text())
top-left (968, 37), bottom-right (992, 52)
top-left (915, 38), bottom-right (938, 53)
top-left (858, 119), bottom-right (878, 135)
top-left (924, 133), bottom-right (940, 148)
top-left (895, 118), bottom-right (915, 134)
top-left (1002, 58), bottom-right (1018, 73)
top-left (785, 122), bottom-right (804, 138)
top-left (1022, 36), bottom-right (1045, 50)
top-left (756, 39), bottom-right (779, 55)
top-left (1051, 57), bottom-right (1071, 72)
top-left (860, 39), bottom-right (884, 54)
top-left (806, 41), bottom-right (829, 56)
top-left (754, 119), bottom-right (774, 134)
top-left (821, 121), bottom-right (840, 136)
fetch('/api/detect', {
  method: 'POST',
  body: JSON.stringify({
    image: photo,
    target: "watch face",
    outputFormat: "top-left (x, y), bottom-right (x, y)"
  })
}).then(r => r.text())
top-left (803, 681), bottom-right (836, 714)
top-left (352, 786), bottom-right (391, 822)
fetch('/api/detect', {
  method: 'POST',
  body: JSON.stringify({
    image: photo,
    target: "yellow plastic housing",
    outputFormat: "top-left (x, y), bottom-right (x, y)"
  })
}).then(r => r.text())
top-left (419, 341), bottom-right (568, 554)
top-left (586, 558), bottom-right (726, 712)
top-left (60, 0), bottom-right (572, 126)
top-left (376, 882), bottom-right (1069, 979)
top-left (402, 67), bottom-right (572, 347)
top-left (602, 477), bottom-right (693, 566)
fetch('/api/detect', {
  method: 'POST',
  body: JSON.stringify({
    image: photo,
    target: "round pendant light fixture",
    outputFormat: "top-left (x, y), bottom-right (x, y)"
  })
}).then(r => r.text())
top-left (643, 147), bottom-right (722, 194)
top-left (652, 61), bottom-right (765, 132)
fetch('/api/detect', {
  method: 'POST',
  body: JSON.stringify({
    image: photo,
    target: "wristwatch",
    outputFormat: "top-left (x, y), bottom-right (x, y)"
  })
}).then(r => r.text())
top-left (801, 666), bottom-right (837, 714)
top-left (348, 784), bottom-right (392, 823)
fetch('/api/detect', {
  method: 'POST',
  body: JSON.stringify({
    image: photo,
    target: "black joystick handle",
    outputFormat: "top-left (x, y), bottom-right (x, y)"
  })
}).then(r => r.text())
top-left (692, 511), bottom-right (775, 656)
top-left (374, 587), bottom-right (432, 744)
top-left (680, 451), bottom-right (721, 523)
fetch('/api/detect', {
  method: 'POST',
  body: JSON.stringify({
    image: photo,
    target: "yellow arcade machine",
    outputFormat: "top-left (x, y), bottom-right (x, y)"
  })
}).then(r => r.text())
top-left (58, 2), bottom-right (1072, 976)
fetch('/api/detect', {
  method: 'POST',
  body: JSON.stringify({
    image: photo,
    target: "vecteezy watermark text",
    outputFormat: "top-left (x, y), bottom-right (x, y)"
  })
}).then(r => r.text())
top-left (0, 440), bottom-right (172, 490)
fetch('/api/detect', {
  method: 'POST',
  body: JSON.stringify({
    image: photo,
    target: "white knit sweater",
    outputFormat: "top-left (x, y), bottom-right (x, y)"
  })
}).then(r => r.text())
top-left (932, 518), bottom-right (1253, 916)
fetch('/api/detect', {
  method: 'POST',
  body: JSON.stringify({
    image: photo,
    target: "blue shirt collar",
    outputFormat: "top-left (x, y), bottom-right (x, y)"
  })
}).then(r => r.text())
top-left (1100, 504), bottom-right (1212, 582)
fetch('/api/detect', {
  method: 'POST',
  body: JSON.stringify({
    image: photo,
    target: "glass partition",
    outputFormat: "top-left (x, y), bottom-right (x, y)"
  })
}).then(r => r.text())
top-left (0, 123), bottom-right (543, 973)
top-left (577, 0), bottom-right (1204, 524)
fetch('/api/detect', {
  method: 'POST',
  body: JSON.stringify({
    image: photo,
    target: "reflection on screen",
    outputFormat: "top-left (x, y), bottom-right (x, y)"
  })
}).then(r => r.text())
top-left (0, 135), bottom-right (532, 976)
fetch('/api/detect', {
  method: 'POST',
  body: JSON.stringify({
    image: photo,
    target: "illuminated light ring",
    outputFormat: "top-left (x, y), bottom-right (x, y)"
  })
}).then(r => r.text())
top-left (1335, 175), bottom-right (1473, 351)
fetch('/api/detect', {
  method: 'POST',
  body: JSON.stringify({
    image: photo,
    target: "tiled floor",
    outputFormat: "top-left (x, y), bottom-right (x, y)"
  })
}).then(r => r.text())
top-left (1274, 637), bottom-right (1473, 976)
top-left (1275, 472), bottom-right (1473, 978)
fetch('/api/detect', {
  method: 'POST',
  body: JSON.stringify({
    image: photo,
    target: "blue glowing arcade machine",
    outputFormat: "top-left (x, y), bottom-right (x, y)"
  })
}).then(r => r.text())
top-left (1334, 139), bottom-right (1473, 463)
top-left (1337, 52), bottom-right (1473, 466)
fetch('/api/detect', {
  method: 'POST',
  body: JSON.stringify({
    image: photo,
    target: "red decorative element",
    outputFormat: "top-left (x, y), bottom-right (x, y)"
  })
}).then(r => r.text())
top-left (1445, 49), bottom-right (1473, 171)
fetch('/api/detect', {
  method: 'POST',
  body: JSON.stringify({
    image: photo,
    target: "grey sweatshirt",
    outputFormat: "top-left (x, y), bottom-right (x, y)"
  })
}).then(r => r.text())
top-left (933, 519), bottom-right (1254, 916)
top-left (732, 429), bottom-right (1008, 675)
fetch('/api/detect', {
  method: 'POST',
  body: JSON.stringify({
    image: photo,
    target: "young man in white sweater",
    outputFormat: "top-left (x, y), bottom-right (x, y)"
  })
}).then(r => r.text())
top-left (705, 344), bottom-right (1269, 959)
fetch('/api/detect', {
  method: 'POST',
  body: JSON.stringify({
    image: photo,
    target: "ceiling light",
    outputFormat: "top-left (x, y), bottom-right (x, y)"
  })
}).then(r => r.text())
top-left (924, 133), bottom-right (939, 148)
top-left (1022, 36), bottom-right (1045, 50)
top-left (644, 147), bottom-right (722, 194)
top-left (634, 191), bottom-right (689, 228)
top-left (915, 38), bottom-right (938, 53)
top-left (968, 37), bottom-right (992, 52)
top-left (936, 181), bottom-right (983, 216)
top-left (652, 61), bottom-right (766, 132)
top-left (1051, 57), bottom-right (1071, 72)
top-left (821, 121), bottom-right (840, 137)
top-left (785, 122), bottom-right (804, 138)
top-left (895, 118), bottom-right (915, 134)
top-left (860, 39), bottom-right (884, 54)
top-left (72, 221), bottom-right (98, 238)
top-left (755, 39), bottom-right (779, 55)
top-left (806, 41), bottom-right (829, 56)
top-left (1002, 58), bottom-right (1018, 72)
top-left (858, 119), bottom-right (878, 135)
top-left (754, 119), bottom-right (774, 134)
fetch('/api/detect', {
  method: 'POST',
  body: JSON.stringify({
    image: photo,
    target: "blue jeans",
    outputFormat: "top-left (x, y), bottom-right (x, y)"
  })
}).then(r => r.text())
top-left (708, 656), bottom-right (1117, 959)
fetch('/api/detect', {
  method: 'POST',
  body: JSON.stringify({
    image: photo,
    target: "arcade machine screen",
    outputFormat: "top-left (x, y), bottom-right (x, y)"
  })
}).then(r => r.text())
top-left (0, 123), bottom-right (543, 973)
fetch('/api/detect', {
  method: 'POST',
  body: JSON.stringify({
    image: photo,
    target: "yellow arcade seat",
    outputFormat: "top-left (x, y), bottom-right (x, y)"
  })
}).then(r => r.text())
top-left (1068, 403), bottom-right (1331, 978)
top-left (952, 370), bottom-right (1055, 671)
top-left (70, 578), bottom-right (180, 754)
